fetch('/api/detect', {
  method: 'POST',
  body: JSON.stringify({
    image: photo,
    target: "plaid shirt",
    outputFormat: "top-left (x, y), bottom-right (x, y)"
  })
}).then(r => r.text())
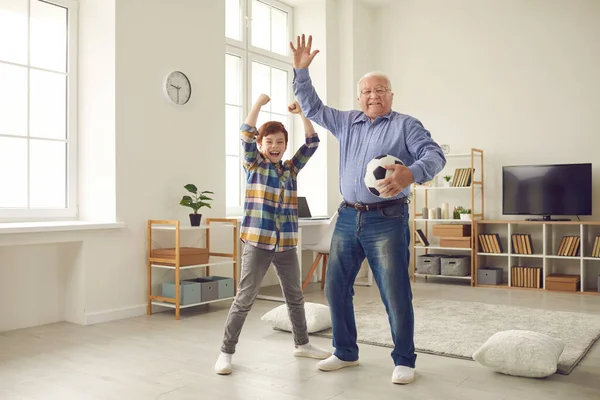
top-left (239, 123), bottom-right (319, 251)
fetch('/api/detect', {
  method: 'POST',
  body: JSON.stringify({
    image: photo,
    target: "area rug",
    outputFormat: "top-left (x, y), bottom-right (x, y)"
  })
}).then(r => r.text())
top-left (309, 298), bottom-right (600, 375)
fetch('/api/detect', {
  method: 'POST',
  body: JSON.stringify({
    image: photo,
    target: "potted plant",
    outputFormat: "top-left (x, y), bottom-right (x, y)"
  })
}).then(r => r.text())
top-left (443, 175), bottom-right (452, 187)
top-left (459, 208), bottom-right (472, 221)
top-left (179, 184), bottom-right (214, 226)
top-left (453, 206), bottom-right (465, 219)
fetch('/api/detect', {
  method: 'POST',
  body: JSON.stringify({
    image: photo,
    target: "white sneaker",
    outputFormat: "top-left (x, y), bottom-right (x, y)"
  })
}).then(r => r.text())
top-left (214, 352), bottom-right (233, 375)
top-left (293, 343), bottom-right (332, 359)
top-left (392, 365), bottom-right (415, 384)
top-left (316, 355), bottom-right (359, 371)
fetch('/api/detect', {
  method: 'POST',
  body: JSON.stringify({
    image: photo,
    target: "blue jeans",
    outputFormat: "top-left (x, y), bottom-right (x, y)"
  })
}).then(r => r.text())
top-left (325, 201), bottom-right (416, 368)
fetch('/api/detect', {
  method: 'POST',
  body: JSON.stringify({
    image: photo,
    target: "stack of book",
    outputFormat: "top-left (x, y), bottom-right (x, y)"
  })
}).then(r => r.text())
top-left (512, 234), bottom-right (534, 254)
top-left (478, 233), bottom-right (504, 253)
top-left (450, 168), bottom-right (473, 187)
top-left (591, 236), bottom-right (600, 257)
top-left (556, 236), bottom-right (580, 256)
top-left (511, 266), bottom-right (542, 288)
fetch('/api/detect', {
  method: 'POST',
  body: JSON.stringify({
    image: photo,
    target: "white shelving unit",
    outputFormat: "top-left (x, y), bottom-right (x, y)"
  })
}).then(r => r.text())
top-left (475, 220), bottom-right (600, 295)
top-left (147, 218), bottom-right (238, 319)
top-left (411, 148), bottom-right (484, 285)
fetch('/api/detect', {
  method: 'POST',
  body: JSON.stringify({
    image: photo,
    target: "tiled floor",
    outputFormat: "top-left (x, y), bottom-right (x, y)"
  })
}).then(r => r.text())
top-left (1, 280), bottom-right (599, 399)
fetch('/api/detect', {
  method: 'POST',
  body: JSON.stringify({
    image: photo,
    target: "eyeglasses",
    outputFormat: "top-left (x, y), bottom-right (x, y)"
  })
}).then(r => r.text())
top-left (359, 87), bottom-right (390, 96)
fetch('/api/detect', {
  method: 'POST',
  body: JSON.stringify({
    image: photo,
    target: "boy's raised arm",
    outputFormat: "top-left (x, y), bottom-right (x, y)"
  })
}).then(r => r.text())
top-left (288, 100), bottom-right (319, 175)
top-left (241, 94), bottom-right (270, 168)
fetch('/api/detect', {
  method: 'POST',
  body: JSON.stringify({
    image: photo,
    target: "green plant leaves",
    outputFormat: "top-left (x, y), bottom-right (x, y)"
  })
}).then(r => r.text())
top-left (184, 184), bottom-right (198, 194)
top-left (180, 186), bottom-right (213, 213)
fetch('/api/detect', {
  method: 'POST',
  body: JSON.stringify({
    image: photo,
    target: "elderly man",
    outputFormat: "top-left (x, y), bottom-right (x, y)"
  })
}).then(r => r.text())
top-left (290, 34), bottom-right (446, 384)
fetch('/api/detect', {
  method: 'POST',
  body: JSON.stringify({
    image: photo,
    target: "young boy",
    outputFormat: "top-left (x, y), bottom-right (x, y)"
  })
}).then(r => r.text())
top-left (215, 94), bottom-right (331, 375)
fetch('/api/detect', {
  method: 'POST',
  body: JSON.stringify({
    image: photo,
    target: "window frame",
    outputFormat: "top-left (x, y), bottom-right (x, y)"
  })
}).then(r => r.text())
top-left (225, 0), bottom-right (294, 217)
top-left (0, 0), bottom-right (79, 222)
top-left (225, 47), bottom-right (247, 216)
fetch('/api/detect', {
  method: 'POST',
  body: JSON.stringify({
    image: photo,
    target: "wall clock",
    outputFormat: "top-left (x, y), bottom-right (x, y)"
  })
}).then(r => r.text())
top-left (164, 71), bottom-right (192, 105)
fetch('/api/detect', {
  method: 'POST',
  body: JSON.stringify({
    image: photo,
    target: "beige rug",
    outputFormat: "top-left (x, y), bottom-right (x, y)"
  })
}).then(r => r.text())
top-left (309, 298), bottom-right (600, 375)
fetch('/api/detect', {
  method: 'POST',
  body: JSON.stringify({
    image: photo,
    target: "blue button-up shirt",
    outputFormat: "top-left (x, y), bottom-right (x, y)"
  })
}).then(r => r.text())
top-left (293, 68), bottom-right (447, 204)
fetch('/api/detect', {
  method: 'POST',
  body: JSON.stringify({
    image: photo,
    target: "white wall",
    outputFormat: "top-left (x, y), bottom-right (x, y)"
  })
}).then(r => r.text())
top-left (0, 0), bottom-right (227, 332)
top-left (378, 0), bottom-right (600, 219)
top-left (78, 0), bottom-right (116, 222)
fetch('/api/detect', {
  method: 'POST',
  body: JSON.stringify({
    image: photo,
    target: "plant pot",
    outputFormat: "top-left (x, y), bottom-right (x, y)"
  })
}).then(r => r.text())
top-left (460, 213), bottom-right (472, 221)
top-left (443, 181), bottom-right (451, 187)
top-left (189, 213), bottom-right (202, 226)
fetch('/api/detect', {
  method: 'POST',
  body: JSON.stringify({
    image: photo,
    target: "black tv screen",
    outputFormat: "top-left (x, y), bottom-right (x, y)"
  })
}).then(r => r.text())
top-left (502, 163), bottom-right (592, 218)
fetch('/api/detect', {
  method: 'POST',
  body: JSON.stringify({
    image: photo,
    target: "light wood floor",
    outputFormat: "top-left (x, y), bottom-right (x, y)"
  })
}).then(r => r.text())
top-left (1, 280), bottom-right (600, 400)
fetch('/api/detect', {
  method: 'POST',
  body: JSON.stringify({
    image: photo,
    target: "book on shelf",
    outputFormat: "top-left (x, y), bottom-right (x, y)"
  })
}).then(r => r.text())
top-left (415, 229), bottom-right (429, 246)
top-left (511, 234), bottom-right (535, 254)
top-left (556, 235), bottom-right (580, 256)
top-left (511, 266), bottom-right (542, 288)
top-left (592, 236), bottom-right (600, 257)
top-left (478, 233), bottom-right (504, 253)
top-left (451, 168), bottom-right (474, 187)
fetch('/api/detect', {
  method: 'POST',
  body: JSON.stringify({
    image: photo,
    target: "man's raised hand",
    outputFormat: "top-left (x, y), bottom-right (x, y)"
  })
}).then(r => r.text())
top-left (289, 34), bottom-right (320, 69)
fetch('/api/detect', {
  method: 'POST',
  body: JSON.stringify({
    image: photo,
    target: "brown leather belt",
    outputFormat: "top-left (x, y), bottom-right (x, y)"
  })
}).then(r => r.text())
top-left (344, 197), bottom-right (408, 211)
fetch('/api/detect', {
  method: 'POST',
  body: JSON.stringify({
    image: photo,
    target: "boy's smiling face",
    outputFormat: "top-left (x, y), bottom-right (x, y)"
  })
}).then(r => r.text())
top-left (258, 132), bottom-right (287, 163)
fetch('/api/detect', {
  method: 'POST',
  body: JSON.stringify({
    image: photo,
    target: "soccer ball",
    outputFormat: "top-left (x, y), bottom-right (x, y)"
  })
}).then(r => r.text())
top-left (364, 154), bottom-right (404, 198)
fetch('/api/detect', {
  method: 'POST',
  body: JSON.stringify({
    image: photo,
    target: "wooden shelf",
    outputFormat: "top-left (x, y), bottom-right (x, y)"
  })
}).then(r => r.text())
top-left (151, 221), bottom-right (237, 230)
top-left (546, 255), bottom-right (581, 260)
top-left (411, 148), bottom-right (484, 287)
top-left (446, 153), bottom-right (482, 158)
top-left (477, 253), bottom-right (545, 258)
top-left (414, 186), bottom-right (479, 191)
top-left (413, 219), bottom-right (472, 224)
top-left (415, 245), bottom-right (472, 251)
top-left (477, 219), bottom-right (600, 226)
top-left (509, 254), bottom-right (543, 258)
top-left (150, 256), bottom-right (236, 270)
top-left (473, 220), bottom-right (600, 295)
top-left (476, 283), bottom-right (509, 288)
top-left (147, 218), bottom-right (238, 320)
top-left (414, 273), bottom-right (471, 281)
top-left (151, 297), bottom-right (235, 309)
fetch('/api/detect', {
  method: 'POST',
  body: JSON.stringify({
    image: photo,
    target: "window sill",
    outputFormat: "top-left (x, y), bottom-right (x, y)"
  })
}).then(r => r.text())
top-left (0, 221), bottom-right (125, 235)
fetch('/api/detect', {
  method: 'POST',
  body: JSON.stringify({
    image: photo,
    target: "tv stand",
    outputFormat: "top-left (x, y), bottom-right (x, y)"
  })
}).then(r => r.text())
top-left (526, 215), bottom-right (571, 222)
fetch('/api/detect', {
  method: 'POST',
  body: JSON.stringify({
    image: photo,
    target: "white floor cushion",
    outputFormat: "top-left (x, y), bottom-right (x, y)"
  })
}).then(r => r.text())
top-left (472, 330), bottom-right (565, 378)
top-left (261, 302), bottom-right (331, 333)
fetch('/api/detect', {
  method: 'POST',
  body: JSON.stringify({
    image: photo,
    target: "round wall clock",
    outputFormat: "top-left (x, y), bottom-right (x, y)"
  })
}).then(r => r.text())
top-left (164, 71), bottom-right (192, 105)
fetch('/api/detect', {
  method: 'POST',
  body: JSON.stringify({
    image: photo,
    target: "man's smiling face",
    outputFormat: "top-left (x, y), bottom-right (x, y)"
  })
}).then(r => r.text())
top-left (358, 75), bottom-right (394, 121)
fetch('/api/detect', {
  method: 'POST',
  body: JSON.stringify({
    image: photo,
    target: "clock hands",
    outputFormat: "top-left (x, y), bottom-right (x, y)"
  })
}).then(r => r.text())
top-left (169, 83), bottom-right (183, 103)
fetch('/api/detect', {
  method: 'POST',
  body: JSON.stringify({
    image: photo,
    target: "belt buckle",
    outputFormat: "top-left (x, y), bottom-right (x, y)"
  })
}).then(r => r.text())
top-left (353, 203), bottom-right (362, 211)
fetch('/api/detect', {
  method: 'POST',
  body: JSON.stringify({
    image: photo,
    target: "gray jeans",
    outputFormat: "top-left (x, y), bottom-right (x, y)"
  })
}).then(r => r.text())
top-left (221, 244), bottom-right (309, 354)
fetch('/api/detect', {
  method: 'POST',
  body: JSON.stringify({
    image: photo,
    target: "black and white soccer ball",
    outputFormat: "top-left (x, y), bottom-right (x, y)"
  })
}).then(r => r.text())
top-left (364, 154), bottom-right (404, 198)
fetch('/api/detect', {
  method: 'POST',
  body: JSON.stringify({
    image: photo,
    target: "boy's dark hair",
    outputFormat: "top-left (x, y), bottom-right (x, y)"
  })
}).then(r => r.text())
top-left (257, 121), bottom-right (288, 145)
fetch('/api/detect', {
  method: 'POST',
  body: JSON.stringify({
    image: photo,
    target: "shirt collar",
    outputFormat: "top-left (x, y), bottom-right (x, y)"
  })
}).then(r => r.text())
top-left (352, 111), bottom-right (394, 125)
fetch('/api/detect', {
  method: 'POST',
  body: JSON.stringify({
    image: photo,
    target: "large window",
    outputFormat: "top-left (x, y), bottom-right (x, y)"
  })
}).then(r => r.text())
top-left (225, 0), bottom-right (293, 215)
top-left (0, 0), bottom-right (78, 222)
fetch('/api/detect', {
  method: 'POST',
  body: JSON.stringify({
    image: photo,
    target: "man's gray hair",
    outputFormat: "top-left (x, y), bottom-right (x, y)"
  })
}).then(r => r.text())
top-left (357, 71), bottom-right (392, 97)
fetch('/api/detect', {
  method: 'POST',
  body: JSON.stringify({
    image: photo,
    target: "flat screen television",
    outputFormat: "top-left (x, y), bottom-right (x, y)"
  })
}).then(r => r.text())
top-left (502, 163), bottom-right (592, 221)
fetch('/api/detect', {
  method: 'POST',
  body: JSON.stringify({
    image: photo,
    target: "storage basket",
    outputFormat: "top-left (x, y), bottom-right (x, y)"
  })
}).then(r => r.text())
top-left (441, 255), bottom-right (471, 276)
top-left (416, 254), bottom-right (447, 275)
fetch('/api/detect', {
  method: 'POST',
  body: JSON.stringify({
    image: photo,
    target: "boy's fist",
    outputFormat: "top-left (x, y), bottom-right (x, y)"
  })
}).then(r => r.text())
top-left (288, 100), bottom-right (302, 115)
top-left (255, 94), bottom-right (270, 106)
